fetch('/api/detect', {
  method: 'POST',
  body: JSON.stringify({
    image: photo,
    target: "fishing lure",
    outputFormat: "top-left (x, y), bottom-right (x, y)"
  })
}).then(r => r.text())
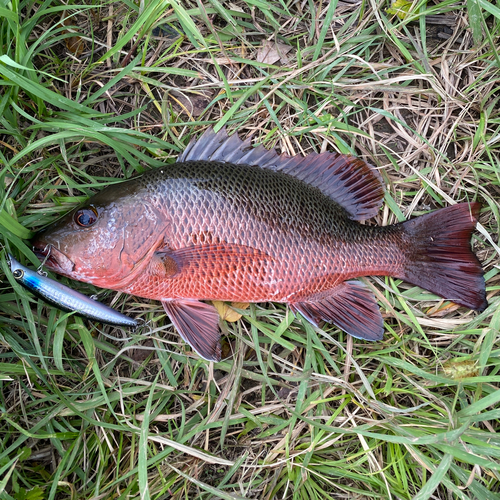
top-left (8, 253), bottom-right (137, 327)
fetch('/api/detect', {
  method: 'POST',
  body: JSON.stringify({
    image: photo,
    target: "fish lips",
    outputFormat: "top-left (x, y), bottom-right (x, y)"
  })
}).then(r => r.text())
top-left (33, 243), bottom-right (75, 275)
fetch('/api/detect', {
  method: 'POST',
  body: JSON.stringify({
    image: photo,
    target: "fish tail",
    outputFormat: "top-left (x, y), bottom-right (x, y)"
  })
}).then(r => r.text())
top-left (400, 202), bottom-right (487, 311)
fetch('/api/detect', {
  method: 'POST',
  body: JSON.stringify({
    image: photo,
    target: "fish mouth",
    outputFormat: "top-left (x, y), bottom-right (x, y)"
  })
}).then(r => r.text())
top-left (33, 243), bottom-right (75, 275)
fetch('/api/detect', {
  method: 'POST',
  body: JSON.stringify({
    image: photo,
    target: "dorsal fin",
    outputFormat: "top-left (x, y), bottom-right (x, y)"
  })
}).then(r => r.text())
top-left (178, 127), bottom-right (385, 221)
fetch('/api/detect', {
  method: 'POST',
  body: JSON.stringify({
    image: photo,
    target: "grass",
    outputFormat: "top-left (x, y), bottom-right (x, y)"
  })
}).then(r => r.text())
top-left (1, 0), bottom-right (500, 498)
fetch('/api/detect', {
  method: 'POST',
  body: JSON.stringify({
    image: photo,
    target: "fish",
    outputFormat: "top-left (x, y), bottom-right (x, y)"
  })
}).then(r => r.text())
top-left (31, 127), bottom-right (487, 361)
top-left (8, 253), bottom-right (137, 327)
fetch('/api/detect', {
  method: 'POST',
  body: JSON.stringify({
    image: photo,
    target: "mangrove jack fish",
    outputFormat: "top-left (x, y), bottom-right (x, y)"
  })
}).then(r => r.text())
top-left (32, 128), bottom-right (487, 361)
top-left (8, 253), bottom-right (137, 327)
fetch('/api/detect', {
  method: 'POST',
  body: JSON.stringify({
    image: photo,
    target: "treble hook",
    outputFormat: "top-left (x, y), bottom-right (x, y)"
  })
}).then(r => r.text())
top-left (36, 245), bottom-right (51, 276)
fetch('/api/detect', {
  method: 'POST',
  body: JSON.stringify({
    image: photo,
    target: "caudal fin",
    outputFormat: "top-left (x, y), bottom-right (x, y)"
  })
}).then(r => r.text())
top-left (401, 202), bottom-right (487, 311)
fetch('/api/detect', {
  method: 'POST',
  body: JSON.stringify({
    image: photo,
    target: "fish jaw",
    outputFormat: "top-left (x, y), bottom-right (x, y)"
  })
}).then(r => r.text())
top-left (31, 226), bottom-right (124, 287)
top-left (33, 242), bottom-right (76, 276)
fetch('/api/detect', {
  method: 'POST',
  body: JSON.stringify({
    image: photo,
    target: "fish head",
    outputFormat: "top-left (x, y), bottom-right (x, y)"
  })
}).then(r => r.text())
top-left (32, 180), bottom-right (166, 289)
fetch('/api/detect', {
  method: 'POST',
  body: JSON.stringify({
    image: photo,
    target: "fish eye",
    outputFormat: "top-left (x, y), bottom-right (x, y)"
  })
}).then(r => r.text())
top-left (74, 206), bottom-right (98, 227)
top-left (13, 269), bottom-right (24, 279)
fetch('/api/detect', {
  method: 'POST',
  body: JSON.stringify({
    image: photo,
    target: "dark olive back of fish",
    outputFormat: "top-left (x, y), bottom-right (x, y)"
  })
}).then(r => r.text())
top-left (141, 160), bottom-right (376, 247)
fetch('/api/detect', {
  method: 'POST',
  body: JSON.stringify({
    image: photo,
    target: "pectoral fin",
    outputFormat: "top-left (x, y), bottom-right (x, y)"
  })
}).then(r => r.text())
top-left (153, 243), bottom-right (275, 296)
top-left (290, 281), bottom-right (384, 341)
top-left (155, 243), bottom-right (274, 271)
top-left (162, 299), bottom-right (221, 361)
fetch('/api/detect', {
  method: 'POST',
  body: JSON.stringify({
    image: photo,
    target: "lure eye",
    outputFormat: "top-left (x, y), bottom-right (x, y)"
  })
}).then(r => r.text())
top-left (74, 206), bottom-right (98, 227)
top-left (13, 269), bottom-right (24, 279)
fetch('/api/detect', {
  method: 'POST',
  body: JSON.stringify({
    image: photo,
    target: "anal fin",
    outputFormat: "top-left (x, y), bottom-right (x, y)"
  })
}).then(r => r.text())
top-left (290, 281), bottom-right (384, 341)
top-left (162, 299), bottom-right (221, 361)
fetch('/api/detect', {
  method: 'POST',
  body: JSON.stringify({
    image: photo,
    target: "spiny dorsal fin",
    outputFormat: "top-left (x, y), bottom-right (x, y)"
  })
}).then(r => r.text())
top-left (178, 127), bottom-right (385, 221)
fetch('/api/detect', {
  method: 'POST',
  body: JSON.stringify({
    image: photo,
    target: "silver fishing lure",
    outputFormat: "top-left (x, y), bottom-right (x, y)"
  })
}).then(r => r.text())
top-left (8, 253), bottom-right (137, 327)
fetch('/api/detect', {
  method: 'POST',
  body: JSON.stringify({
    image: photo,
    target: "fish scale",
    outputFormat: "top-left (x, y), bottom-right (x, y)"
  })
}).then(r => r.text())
top-left (32, 127), bottom-right (487, 361)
